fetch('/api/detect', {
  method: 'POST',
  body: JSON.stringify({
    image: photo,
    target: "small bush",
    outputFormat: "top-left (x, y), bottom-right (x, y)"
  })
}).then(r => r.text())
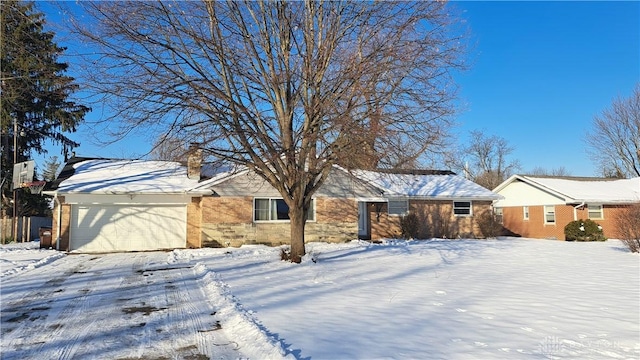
top-left (279, 247), bottom-right (291, 261)
top-left (615, 204), bottom-right (640, 253)
top-left (564, 219), bottom-right (606, 241)
top-left (400, 213), bottom-right (420, 239)
top-left (476, 210), bottom-right (503, 238)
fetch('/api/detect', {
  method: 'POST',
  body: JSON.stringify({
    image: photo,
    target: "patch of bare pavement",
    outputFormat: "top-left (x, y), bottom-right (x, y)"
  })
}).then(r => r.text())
top-left (0, 252), bottom-right (245, 359)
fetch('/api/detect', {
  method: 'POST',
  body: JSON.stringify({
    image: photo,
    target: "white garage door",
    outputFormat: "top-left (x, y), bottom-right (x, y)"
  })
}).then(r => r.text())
top-left (70, 205), bottom-right (187, 252)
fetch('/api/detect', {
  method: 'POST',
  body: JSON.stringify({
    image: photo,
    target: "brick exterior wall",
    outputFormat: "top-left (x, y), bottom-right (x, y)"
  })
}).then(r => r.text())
top-left (501, 204), bottom-right (631, 240)
top-left (348, 200), bottom-right (491, 241)
top-left (369, 202), bottom-right (401, 240)
top-left (186, 197), bottom-right (202, 248)
top-left (51, 196), bottom-right (71, 251)
top-left (201, 196), bottom-right (359, 247)
top-left (201, 196), bottom-right (496, 247)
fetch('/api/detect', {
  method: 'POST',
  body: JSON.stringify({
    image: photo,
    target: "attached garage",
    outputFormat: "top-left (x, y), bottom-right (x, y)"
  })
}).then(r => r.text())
top-left (44, 157), bottom-right (211, 252)
top-left (70, 204), bottom-right (187, 252)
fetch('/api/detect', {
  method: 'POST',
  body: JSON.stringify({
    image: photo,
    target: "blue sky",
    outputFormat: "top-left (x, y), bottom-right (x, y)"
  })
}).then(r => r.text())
top-left (34, 1), bottom-right (639, 177)
top-left (452, 1), bottom-right (639, 176)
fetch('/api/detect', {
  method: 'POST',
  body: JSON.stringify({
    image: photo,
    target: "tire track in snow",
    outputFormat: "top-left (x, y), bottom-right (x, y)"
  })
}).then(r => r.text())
top-left (48, 254), bottom-right (148, 359)
top-left (0, 253), bottom-right (148, 359)
top-left (0, 254), bottom-right (98, 357)
top-left (160, 261), bottom-right (228, 358)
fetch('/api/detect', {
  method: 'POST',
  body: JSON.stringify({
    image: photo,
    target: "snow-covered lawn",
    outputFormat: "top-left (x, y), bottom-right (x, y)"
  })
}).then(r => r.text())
top-left (1, 238), bottom-right (638, 359)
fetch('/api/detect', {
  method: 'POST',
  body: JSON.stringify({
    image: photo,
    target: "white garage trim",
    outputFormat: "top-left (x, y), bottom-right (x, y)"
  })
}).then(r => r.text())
top-left (63, 193), bottom-right (193, 205)
top-left (70, 204), bottom-right (187, 252)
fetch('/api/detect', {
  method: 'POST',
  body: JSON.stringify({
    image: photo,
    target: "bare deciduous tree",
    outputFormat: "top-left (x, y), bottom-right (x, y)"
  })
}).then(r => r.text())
top-left (615, 204), bottom-right (640, 253)
top-left (67, 1), bottom-right (465, 262)
top-left (587, 85), bottom-right (640, 178)
top-left (447, 130), bottom-right (520, 190)
top-left (528, 166), bottom-right (571, 177)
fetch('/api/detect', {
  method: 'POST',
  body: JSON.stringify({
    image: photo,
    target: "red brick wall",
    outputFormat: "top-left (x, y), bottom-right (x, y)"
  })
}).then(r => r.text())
top-left (369, 200), bottom-right (493, 240)
top-left (369, 202), bottom-right (402, 240)
top-left (502, 204), bottom-right (631, 240)
top-left (575, 205), bottom-right (629, 239)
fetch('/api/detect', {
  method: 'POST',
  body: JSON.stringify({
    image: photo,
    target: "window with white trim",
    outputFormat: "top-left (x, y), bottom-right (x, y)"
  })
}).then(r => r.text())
top-left (587, 204), bottom-right (603, 219)
top-left (254, 198), bottom-right (315, 222)
top-left (494, 207), bottom-right (503, 224)
top-left (453, 201), bottom-right (472, 216)
top-left (544, 205), bottom-right (555, 224)
top-left (523, 206), bottom-right (529, 220)
top-left (388, 200), bottom-right (409, 216)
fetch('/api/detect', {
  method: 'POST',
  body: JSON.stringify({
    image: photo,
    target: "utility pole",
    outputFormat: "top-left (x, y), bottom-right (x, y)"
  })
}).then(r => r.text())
top-left (12, 118), bottom-right (18, 243)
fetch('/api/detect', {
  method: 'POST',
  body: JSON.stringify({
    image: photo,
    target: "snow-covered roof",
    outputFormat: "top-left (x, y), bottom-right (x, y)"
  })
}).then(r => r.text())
top-left (495, 175), bottom-right (640, 204)
top-left (48, 159), bottom-right (210, 195)
top-left (351, 170), bottom-right (501, 200)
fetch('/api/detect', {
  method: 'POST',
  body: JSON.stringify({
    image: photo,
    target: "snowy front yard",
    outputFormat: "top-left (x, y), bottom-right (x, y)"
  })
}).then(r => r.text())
top-left (1, 238), bottom-right (638, 359)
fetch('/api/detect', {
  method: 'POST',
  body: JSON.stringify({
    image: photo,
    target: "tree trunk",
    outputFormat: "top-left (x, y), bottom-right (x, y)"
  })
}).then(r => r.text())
top-left (288, 205), bottom-right (307, 264)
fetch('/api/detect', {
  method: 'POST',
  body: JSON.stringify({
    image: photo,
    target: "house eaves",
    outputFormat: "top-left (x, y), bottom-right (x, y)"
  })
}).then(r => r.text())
top-left (495, 175), bottom-right (640, 205)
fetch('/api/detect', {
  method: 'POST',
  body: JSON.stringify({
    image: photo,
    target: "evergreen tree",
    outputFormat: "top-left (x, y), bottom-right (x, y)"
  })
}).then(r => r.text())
top-left (1, 1), bottom-right (89, 216)
top-left (41, 156), bottom-right (61, 182)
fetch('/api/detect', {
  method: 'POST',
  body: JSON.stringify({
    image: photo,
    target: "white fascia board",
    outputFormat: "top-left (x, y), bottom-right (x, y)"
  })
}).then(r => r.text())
top-left (54, 190), bottom-right (211, 196)
top-left (355, 197), bottom-right (388, 202)
top-left (61, 193), bottom-right (195, 205)
top-left (358, 196), bottom-right (501, 202)
top-left (567, 198), bottom-right (640, 205)
top-left (405, 195), bottom-right (502, 202)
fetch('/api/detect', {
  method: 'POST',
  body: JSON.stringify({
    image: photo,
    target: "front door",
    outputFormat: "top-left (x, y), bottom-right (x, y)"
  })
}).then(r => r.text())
top-left (358, 202), bottom-right (370, 239)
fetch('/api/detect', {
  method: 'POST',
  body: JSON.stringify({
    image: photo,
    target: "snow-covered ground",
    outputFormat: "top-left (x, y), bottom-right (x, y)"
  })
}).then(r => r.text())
top-left (1, 238), bottom-right (638, 359)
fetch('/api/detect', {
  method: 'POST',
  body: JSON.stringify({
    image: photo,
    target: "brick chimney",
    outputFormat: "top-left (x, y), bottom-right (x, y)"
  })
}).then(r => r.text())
top-left (187, 143), bottom-right (202, 180)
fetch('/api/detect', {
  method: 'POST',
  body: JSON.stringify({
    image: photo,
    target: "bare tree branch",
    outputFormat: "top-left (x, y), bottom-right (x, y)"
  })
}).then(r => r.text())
top-left (447, 130), bottom-right (520, 189)
top-left (66, 0), bottom-right (466, 262)
top-left (587, 84), bottom-right (640, 178)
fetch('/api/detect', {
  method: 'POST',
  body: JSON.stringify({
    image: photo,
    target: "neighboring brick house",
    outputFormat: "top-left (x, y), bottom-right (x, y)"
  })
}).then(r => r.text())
top-left (493, 175), bottom-right (640, 240)
top-left (193, 167), bottom-right (501, 247)
top-left (45, 155), bottom-right (501, 252)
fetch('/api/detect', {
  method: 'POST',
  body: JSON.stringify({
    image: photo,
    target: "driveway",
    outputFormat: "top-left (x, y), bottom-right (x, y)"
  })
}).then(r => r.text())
top-left (1, 251), bottom-right (244, 359)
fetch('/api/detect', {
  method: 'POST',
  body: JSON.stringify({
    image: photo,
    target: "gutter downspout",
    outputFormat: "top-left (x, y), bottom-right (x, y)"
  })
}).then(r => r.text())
top-left (573, 201), bottom-right (585, 221)
top-left (53, 193), bottom-right (61, 251)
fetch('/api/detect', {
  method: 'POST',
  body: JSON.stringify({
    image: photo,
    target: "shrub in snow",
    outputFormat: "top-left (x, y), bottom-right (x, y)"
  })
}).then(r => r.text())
top-left (564, 219), bottom-right (606, 242)
top-left (476, 210), bottom-right (503, 238)
top-left (280, 246), bottom-right (291, 261)
top-left (400, 213), bottom-right (420, 239)
top-left (615, 204), bottom-right (640, 253)
top-left (399, 208), bottom-right (455, 239)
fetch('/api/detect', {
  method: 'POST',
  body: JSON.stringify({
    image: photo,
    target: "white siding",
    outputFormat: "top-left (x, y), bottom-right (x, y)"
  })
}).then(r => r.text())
top-left (494, 180), bottom-right (565, 207)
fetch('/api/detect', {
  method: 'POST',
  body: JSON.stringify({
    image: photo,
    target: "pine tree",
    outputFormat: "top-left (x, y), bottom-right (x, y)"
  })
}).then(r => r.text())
top-left (41, 156), bottom-right (61, 182)
top-left (1, 1), bottom-right (89, 216)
